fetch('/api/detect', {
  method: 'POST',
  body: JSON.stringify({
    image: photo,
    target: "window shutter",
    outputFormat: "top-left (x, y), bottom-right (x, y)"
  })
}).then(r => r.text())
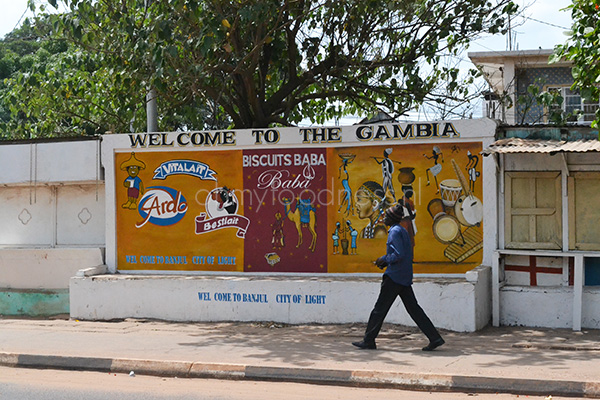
top-left (505, 172), bottom-right (562, 249)
top-left (569, 172), bottom-right (600, 250)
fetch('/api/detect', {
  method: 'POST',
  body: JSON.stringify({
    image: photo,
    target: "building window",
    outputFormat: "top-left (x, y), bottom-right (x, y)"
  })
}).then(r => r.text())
top-left (568, 172), bottom-right (600, 250)
top-left (585, 258), bottom-right (600, 286)
top-left (504, 172), bottom-right (562, 250)
top-left (547, 86), bottom-right (600, 124)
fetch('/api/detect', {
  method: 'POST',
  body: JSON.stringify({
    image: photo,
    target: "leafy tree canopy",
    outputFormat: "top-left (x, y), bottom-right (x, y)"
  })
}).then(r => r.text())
top-left (2, 0), bottom-right (517, 137)
top-left (553, 0), bottom-right (600, 129)
top-left (0, 16), bottom-right (68, 136)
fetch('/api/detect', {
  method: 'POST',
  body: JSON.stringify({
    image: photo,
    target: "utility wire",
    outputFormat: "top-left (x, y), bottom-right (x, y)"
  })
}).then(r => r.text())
top-left (11, 4), bottom-right (31, 34)
top-left (522, 15), bottom-right (570, 30)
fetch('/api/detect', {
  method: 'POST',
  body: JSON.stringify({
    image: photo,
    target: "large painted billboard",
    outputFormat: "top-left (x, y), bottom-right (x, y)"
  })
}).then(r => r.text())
top-left (109, 120), bottom-right (492, 274)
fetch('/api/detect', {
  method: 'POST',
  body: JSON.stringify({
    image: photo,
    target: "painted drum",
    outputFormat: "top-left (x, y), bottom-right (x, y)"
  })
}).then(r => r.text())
top-left (455, 194), bottom-right (483, 227)
top-left (432, 214), bottom-right (461, 244)
top-left (427, 198), bottom-right (445, 220)
top-left (439, 179), bottom-right (462, 207)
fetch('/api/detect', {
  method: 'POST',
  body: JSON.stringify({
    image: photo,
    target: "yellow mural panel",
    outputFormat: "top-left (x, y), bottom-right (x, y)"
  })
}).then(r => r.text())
top-left (327, 142), bottom-right (483, 274)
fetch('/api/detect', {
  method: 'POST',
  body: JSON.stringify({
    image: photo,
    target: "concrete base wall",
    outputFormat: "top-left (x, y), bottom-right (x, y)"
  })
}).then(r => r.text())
top-left (582, 289), bottom-right (600, 328)
top-left (0, 247), bottom-right (104, 317)
top-left (0, 289), bottom-right (69, 316)
top-left (0, 248), bottom-right (105, 289)
top-left (70, 266), bottom-right (492, 332)
top-left (470, 265), bottom-right (492, 329)
top-left (500, 286), bottom-right (600, 329)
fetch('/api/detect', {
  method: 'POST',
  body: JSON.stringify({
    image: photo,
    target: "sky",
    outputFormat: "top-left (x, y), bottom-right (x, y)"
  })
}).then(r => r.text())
top-left (468, 0), bottom-right (573, 53)
top-left (0, 0), bottom-right (576, 122)
top-left (1, 0), bottom-right (35, 38)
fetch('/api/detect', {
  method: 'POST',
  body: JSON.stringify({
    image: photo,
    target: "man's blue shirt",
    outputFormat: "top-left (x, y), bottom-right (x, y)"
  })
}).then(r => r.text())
top-left (382, 224), bottom-right (413, 286)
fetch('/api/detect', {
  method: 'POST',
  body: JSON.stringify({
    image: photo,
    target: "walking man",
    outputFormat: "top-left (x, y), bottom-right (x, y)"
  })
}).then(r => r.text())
top-left (352, 204), bottom-right (445, 351)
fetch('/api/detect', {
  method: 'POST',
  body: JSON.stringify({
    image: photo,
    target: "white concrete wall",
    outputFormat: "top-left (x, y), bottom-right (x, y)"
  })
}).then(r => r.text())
top-left (468, 265), bottom-right (492, 330)
top-left (0, 140), bottom-right (102, 185)
top-left (481, 141), bottom-right (498, 269)
top-left (582, 289), bottom-right (600, 329)
top-left (0, 248), bottom-right (104, 289)
top-left (0, 186), bottom-right (54, 246)
top-left (70, 267), bottom-right (491, 332)
top-left (499, 286), bottom-right (600, 329)
top-left (0, 139), bottom-right (105, 291)
top-left (500, 287), bottom-right (573, 328)
top-left (0, 185), bottom-right (105, 247)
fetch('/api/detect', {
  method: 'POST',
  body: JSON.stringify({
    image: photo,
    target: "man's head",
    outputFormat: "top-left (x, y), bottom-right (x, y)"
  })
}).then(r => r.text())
top-left (126, 165), bottom-right (141, 178)
top-left (384, 204), bottom-right (404, 226)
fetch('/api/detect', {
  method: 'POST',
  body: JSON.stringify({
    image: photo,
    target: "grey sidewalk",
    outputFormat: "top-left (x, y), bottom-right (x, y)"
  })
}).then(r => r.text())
top-left (1, 318), bottom-right (599, 397)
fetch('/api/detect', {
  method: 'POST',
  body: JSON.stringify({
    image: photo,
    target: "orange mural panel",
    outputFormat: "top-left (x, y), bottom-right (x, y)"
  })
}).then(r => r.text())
top-left (116, 150), bottom-right (245, 271)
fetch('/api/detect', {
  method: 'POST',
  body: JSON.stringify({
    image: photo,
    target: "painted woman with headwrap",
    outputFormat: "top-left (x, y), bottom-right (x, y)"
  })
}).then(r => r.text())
top-left (354, 180), bottom-right (393, 239)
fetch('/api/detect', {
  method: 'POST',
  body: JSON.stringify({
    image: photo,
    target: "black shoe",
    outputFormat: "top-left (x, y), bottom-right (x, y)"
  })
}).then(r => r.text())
top-left (352, 340), bottom-right (376, 350)
top-left (422, 338), bottom-right (445, 351)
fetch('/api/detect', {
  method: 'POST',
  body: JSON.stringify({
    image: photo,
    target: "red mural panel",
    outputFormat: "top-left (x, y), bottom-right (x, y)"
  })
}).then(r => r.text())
top-left (242, 148), bottom-right (328, 273)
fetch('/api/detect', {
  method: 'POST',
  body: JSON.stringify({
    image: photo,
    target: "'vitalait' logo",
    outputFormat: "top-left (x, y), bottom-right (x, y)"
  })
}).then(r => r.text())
top-left (137, 186), bottom-right (188, 228)
top-left (153, 160), bottom-right (217, 181)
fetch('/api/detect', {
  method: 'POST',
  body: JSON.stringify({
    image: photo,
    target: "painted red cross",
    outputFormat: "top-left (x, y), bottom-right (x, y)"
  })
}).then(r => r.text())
top-left (505, 256), bottom-right (573, 286)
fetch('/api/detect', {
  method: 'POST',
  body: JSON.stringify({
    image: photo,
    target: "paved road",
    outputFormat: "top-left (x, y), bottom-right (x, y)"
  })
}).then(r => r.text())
top-left (0, 367), bottom-right (575, 400)
top-left (0, 318), bottom-right (599, 397)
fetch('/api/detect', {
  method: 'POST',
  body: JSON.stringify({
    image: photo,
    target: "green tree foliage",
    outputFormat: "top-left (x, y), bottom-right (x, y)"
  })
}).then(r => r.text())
top-left (553, 0), bottom-right (600, 129)
top-left (0, 18), bottom-right (67, 138)
top-left (0, 13), bottom-right (156, 138)
top-left (2, 0), bottom-right (517, 137)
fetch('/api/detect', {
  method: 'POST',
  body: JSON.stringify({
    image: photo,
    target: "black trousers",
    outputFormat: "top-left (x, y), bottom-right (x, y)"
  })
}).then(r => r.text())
top-left (364, 275), bottom-right (442, 344)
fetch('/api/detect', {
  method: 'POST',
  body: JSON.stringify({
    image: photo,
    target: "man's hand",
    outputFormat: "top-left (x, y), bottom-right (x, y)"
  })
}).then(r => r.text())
top-left (375, 255), bottom-right (388, 269)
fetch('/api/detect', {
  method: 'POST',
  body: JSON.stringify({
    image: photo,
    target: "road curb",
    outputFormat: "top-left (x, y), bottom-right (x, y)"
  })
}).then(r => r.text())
top-left (1, 352), bottom-right (599, 398)
top-left (112, 358), bottom-right (194, 377)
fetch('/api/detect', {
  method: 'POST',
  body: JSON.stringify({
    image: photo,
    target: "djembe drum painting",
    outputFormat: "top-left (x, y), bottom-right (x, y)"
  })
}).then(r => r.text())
top-left (439, 179), bottom-right (462, 207)
top-left (425, 162), bottom-right (483, 264)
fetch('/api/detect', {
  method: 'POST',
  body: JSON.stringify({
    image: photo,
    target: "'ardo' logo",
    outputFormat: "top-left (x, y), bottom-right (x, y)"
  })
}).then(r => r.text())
top-left (137, 186), bottom-right (188, 228)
